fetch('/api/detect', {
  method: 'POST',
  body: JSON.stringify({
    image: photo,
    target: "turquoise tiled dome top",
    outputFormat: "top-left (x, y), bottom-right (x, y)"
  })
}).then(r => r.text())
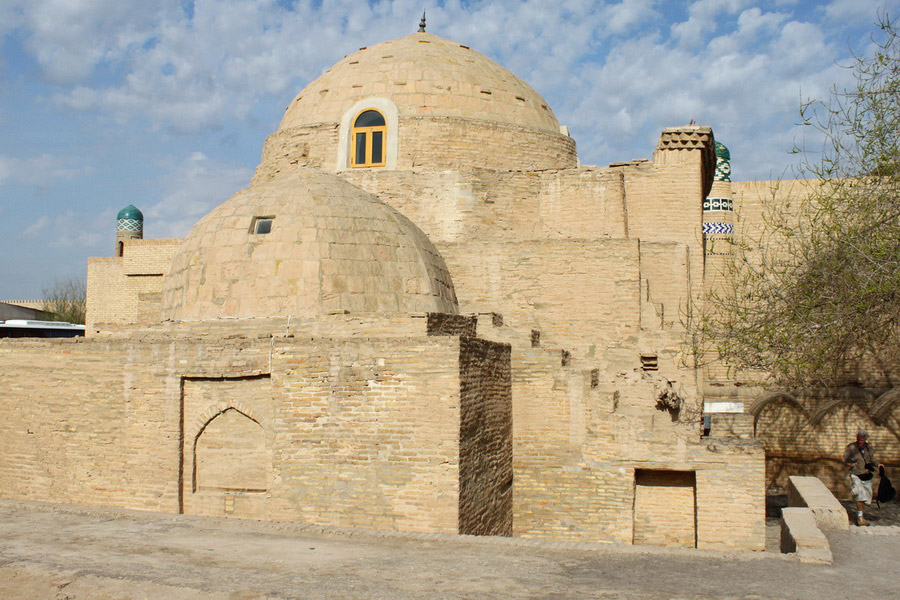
top-left (116, 204), bottom-right (144, 232)
top-left (714, 141), bottom-right (731, 182)
top-left (117, 205), bottom-right (143, 221)
top-left (715, 141), bottom-right (730, 161)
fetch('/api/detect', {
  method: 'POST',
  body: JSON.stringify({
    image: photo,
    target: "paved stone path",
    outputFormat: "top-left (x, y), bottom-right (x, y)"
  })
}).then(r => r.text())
top-left (0, 500), bottom-right (898, 600)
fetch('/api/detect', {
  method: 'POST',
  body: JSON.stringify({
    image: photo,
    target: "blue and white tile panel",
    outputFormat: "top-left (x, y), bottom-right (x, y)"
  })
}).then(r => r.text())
top-left (117, 218), bottom-right (143, 232)
top-left (703, 197), bottom-right (733, 211)
top-left (702, 222), bottom-right (733, 235)
top-left (714, 161), bottom-right (731, 182)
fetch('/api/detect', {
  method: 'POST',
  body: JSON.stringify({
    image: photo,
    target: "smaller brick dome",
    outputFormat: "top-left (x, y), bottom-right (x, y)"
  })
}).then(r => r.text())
top-left (161, 169), bottom-right (458, 321)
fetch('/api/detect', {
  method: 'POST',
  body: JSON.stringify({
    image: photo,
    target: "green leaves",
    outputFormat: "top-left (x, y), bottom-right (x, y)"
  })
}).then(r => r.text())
top-left (698, 15), bottom-right (899, 388)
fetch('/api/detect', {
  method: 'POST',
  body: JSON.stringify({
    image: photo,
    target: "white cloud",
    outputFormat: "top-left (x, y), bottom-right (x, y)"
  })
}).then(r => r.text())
top-left (22, 215), bottom-right (51, 237)
top-left (603, 0), bottom-right (660, 36)
top-left (0, 154), bottom-right (90, 187)
top-left (671, 0), bottom-right (747, 47)
top-left (0, 0), bottom-right (891, 181)
top-left (11, 150), bottom-right (248, 249)
top-left (145, 152), bottom-right (252, 238)
top-left (822, 0), bottom-right (898, 25)
top-left (20, 0), bottom-right (181, 84)
top-left (46, 0), bottom-right (390, 132)
top-left (21, 209), bottom-right (106, 248)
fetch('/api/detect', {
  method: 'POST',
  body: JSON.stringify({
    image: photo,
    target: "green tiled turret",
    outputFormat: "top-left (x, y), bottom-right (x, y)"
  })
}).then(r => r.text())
top-left (116, 205), bottom-right (144, 231)
top-left (115, 204), bottom-right (143, 256)
top-left (714, 141), bottom-right (731, 182)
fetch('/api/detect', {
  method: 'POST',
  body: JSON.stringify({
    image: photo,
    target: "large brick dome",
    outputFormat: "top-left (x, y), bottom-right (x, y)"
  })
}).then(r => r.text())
top-left (253, 32), bottom-right (577, 180)
top-left (161, 169), bottom-right (458, 321)
top-left (280, 32), bottom-right (561, 134)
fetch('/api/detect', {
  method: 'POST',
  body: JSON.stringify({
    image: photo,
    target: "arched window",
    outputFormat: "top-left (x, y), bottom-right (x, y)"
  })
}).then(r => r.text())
top-left (350, 109), bottom-right (386, 168)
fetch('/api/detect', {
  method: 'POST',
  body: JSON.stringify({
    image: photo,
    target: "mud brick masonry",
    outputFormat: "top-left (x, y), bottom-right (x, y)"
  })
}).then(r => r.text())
top-left (3, 27), bottom-right (892, 550)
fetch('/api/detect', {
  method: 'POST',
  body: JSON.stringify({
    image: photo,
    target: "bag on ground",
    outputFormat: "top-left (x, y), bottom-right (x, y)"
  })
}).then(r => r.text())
top-left (877, 465), bottom-right (895, 503)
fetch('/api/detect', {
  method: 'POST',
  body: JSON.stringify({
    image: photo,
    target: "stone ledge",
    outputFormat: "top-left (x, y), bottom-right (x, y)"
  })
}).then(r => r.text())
top-left (787, 475), bottom-right (849, 531)
top-left (780, 507), bottom-right (833, 564)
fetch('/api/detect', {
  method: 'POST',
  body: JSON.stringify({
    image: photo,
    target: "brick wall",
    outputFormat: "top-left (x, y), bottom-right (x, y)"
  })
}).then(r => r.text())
top-left (633, 470), bottom-right (696, 547)
top-left (86, 239), bottom-right (182, 333)
top-left (0, 324), bottom-right (516, 535)
top-left (86, 257), bottom-right (126, 332)
top-left (752, 391), bottom-right (900, 496)
top-left (458, 337), bottom-right (513, 535)
top-left (0, 337), bottom-right (183, 511)
top-left (507, 342), bottom-right (765, 550)
top-left (441, 239), bottom-right (642, 352)
top-left (253, 117), bottom-right (576, 184)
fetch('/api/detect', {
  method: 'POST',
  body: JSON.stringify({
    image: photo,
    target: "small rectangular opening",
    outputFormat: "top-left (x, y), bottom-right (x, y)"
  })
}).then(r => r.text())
top-left (641, 354), bottom-right (658, 371)
top-left (590, 368), bottom-right (599, 389)
top-left (530, 330), bottom-right (540, 347)
top-left (250, 217), bottom-right (274, 235)
top-left (561, 350), bottom-right (571, 367)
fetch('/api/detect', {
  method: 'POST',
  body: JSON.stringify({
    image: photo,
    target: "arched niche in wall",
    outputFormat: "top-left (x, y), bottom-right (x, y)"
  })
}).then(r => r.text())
top-left (337, 97), bottom-right (399, 171)
top-left (193, 407), bottom-right (268, 492)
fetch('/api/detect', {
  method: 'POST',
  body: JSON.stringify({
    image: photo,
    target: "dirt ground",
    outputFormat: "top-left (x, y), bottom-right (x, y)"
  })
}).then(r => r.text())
top-left (764, 494), bottom-right (900, 551)
top-left (766, 493), bottom-right (900, 525)
top-left (1, 499), bottom-right (899, 600)
top-left (838, 498), bottom-right (900, 525)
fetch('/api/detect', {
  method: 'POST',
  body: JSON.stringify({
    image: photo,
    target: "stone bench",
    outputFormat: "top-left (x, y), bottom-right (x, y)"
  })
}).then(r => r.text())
top-left (787, 475), bottom-right (849, 531)
top-left (781, 507), bottom-right (833, 564)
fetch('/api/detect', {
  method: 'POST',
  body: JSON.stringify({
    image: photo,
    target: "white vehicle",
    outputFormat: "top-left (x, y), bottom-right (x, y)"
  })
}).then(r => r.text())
top-left (0, 319), bottom-right (85, 338)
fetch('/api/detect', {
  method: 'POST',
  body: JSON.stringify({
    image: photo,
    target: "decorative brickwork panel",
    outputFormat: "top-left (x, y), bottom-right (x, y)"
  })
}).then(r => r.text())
top-left (182, 377), bottom-right (273, 519)
top-left (752, 391), bottom-right (900, 496)
top-left (195, 409), bottom-right (267, 491)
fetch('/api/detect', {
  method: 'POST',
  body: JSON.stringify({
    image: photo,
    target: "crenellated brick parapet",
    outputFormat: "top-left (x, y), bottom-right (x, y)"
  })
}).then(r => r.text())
top-left (654, 125), bottom-right (716, 198)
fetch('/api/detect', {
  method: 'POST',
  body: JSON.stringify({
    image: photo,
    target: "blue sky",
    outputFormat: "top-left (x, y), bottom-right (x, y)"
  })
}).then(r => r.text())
top-left (0, 0), bottom-right (896, 299)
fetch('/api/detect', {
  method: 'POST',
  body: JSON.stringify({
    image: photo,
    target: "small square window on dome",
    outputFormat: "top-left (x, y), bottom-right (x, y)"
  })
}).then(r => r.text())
top-left (251, 217), bottom-right (274, 234)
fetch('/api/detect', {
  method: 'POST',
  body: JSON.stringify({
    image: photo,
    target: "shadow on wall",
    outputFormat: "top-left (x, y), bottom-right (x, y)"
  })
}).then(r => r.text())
top-left (752, 388), bottom-right (900, 497)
